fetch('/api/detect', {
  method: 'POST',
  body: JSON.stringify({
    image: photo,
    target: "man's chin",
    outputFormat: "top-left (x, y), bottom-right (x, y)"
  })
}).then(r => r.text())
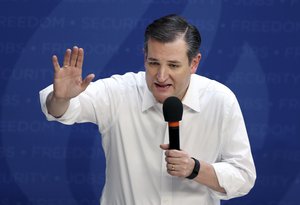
top-left (154, 94), bottom-right (172, 104)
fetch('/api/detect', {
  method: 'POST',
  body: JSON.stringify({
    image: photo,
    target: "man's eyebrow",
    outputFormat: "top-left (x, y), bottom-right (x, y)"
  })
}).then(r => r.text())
top-left (167, 60), bottom-right (181, 64)
top-left (147, 57), bottom-right (159, 61)
top-left (147, 58), bottom-right (181, 64)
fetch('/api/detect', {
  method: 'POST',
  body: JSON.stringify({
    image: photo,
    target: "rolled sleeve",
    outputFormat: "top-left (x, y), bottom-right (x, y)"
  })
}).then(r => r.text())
top-left (209, 95), bottom-right (256, 200)
top-left (211, 162), bottom-right (255, 199)
top-left (39, 84), bottom-right (81, 125)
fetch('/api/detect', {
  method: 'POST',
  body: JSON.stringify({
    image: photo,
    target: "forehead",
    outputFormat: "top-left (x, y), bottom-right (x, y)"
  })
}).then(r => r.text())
top-left (146, 38), bottom-right (188, 62)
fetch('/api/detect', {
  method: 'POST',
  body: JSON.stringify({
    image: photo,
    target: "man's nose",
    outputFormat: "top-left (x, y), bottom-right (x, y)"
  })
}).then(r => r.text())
top-left (157, 67), bottom-right (168, 82)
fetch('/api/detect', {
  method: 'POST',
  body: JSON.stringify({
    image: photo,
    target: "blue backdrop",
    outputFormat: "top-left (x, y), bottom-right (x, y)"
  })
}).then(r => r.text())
top-left (1, 0), bottom-right (299, 204)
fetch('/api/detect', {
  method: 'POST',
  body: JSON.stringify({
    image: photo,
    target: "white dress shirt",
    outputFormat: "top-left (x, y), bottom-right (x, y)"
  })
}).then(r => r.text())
top-left (39, 71), bottom-right (256, 205)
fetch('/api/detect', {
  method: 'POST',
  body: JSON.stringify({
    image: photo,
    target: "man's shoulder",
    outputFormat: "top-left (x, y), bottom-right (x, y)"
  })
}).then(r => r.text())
top-left (109, 71), bottom-right (145, 86)
top-left (191, 74), bottom-right (231, 90)
top-left (191, 74), bottom-right (236, 100)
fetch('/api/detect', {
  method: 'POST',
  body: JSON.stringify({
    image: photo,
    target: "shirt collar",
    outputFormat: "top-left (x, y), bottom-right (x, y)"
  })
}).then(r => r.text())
top-left (182, 74), bottom-right (201, 112)
top-left (142, 86), bottom-right (158, 112)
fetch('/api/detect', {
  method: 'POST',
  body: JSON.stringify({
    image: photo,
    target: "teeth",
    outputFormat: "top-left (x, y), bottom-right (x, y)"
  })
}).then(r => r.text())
top-left (155, 83), bottom-right (170, 88)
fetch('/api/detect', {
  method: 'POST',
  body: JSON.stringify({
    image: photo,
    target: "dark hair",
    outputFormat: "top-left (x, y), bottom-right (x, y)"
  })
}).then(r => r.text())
top-left (144, 14), bottom-right (201, 64)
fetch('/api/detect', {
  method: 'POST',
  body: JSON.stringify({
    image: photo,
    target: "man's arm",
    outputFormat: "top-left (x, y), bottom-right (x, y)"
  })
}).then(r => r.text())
top-left (193, 159), bottom-right (226, 193)
top-left (160, 144), bottom-right (225, 193)
top-left (160, 96), bottom-right (256, 197)
top-left (46, 91), bottom-right (70, 118)
top-left (46, 46), bottom-right (94, 117)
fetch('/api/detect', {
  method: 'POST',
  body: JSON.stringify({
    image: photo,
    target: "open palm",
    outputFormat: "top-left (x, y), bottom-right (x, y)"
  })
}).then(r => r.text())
top-left (52, 46), bottom-right (95, 100)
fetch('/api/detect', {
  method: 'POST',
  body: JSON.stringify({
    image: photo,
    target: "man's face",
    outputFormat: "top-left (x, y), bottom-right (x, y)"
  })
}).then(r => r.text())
top-left (145, 38), bottom-right (201, 103)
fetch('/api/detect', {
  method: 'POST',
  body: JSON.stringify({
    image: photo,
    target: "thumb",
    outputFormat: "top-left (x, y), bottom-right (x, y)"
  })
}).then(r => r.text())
top-left (160, 144), bottom-right (169, 150)
top-left (81, 73), bottom-right (95, 90)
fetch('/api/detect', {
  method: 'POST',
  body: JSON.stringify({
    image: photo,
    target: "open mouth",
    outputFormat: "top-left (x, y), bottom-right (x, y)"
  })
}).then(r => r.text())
top-left (155, 83), bottom-right (171, 89)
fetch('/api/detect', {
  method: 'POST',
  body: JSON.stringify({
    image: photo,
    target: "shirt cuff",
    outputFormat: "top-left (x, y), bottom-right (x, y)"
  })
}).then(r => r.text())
top-left (211, 162), bottom-right (248, 200)
top-left (39, 85), bottom-right (81, 125)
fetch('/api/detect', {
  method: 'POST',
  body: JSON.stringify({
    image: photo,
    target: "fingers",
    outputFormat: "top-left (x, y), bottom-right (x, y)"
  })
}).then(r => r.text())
top-left (167, 163), bottom-right (177, 171)
top-left (164, 149), bottom-right (184, 158)
top-left (165, 158), bottom-right (192, 177)
top-left (76, 48), bottom-right (84, 68)
top-left (162, 148), bottom-right (192, 177)
top-left (160, 144), bottom-right (169, 150)
top-left (70, 46), bottom-right (79, 67)
top-left (164, 150), bottom-right (185, 167)
top-left (81, 73), bottom-right (95, 90)
top-left (57, 46), bottom-right (84, 69)
top-left (52, 55), bottom-right (60, 72)
top-left (163, 149), bottom-right (185, 168)
top-left (165, 156), bottom-right (182, 165)
top-left (63, 48), bottom-right (71, 67)
top-left (166, 163), bottom-right (185, 177)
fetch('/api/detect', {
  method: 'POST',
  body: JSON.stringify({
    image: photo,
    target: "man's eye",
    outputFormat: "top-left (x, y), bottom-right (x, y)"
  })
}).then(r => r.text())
top-left (149, 62), bottom-right (159, 66)
top-left (169, 64), bottom-right (179, 68)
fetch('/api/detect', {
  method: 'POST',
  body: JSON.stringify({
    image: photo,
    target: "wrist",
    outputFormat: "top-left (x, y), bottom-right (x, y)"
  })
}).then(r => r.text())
top-left (46, 92), bottom-right (70, 118)
top-left (50, 92), bottom-right (70, 104)
top-left (186, 157), bottom-right (200, 180)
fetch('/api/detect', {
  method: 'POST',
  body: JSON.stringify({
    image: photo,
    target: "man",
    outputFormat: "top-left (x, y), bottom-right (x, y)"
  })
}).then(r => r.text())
top-left (40, 14), bottom-right (256, 204)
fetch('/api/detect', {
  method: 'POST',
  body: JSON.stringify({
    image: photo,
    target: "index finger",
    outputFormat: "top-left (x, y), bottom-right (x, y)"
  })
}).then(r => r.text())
top-left (52, 55), bottom-right (60, 73)
top-left (165, 149), bottom-right (186, 158)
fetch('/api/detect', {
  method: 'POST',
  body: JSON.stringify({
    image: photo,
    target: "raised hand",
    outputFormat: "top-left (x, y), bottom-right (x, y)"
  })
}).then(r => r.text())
top-left (52, 46), bottom-right (95, 100)
top-left (46, 46), bottom-right (95, 117)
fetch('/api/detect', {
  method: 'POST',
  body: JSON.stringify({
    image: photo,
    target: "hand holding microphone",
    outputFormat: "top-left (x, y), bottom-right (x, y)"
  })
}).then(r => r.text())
top-left (161, 96), bottom-right (200, 179)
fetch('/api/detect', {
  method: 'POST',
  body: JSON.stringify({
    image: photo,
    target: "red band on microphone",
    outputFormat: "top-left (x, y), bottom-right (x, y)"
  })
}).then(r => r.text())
top-left (168, 121), bottom-right (179, 127)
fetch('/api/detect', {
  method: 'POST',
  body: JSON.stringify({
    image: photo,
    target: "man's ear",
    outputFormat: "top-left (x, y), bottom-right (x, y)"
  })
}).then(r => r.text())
top-left (143, 48), bottom-right (147, 62)
top-left (190, 53), bottom-right (201, 74)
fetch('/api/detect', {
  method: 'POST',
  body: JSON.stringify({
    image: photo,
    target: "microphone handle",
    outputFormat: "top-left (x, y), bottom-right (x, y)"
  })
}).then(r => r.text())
top-left (169, 126), bottom-right (180, 150)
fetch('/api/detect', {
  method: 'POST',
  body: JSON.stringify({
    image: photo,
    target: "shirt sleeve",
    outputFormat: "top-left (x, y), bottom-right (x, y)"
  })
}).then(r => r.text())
top-left (211, 96), bottom-right (256, 200)
top-left (39, 75), bottom-right (128, 131)
top-left (39, 84), bottom-right (83, 125)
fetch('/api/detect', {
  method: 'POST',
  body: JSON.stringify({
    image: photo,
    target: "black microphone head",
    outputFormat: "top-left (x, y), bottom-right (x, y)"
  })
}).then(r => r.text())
top-left (163, 96), bottom-right (183, 122)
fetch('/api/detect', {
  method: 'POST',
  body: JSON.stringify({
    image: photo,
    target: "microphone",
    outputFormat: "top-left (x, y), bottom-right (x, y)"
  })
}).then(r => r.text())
top-left (163, 96), bottom-right (183, 150)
